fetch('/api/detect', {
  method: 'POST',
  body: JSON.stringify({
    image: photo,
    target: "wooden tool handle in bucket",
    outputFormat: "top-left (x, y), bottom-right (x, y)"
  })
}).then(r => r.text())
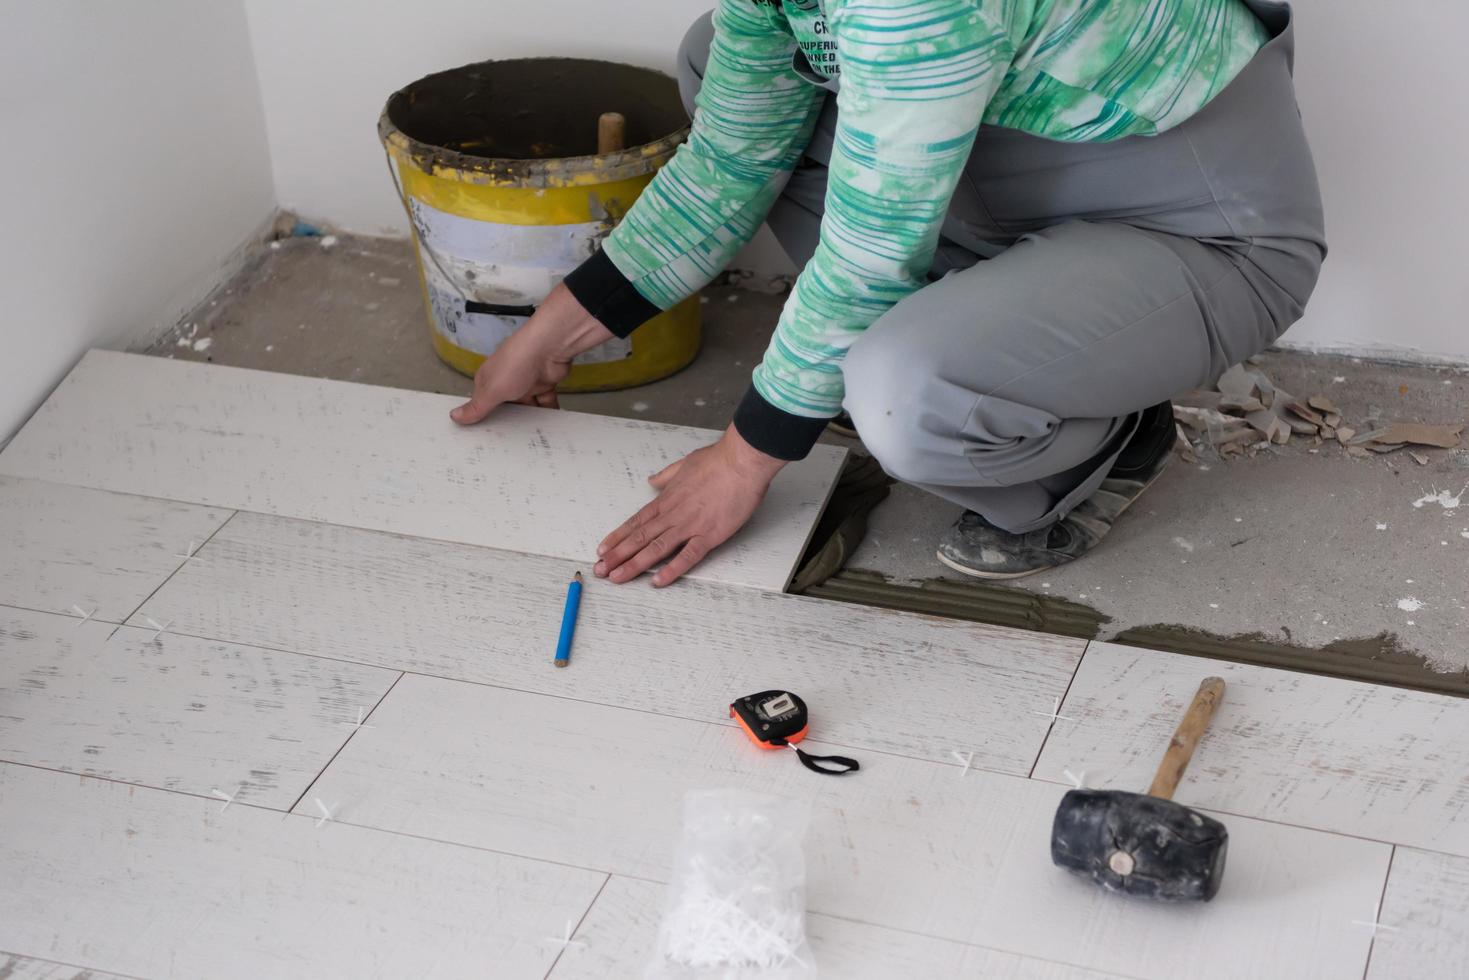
top-left (1146, 677), bottom-right (1226, 800)
top-left (598, 112), bottom-right (626, 154)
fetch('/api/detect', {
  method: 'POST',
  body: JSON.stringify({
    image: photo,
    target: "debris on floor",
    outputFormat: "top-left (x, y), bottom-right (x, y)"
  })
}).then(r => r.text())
top-left (1174, 362), bottom-right (1465, 461)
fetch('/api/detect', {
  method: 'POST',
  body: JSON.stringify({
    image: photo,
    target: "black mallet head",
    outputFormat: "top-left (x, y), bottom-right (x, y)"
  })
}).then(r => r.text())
top-left (1050, 788), bottom-right (1228, 902)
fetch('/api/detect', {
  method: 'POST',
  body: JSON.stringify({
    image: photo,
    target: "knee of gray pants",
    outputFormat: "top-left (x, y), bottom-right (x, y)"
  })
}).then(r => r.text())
top-left (676, 12), bottom-right (715, 117)
top-left (1249, 235), bottom-right (1327, 345)
top-left (842, 318), bottom-right (985, 487)
top-left (842, 293), bottom-right (1124, 494)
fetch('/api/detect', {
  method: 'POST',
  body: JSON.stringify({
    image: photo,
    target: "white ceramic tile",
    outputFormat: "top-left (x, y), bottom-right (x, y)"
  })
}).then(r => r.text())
top-left (130, 510), bottom-right (1082, 775)
top-left (0, 606), bottom-right (398, 808)
top-left (0, 474), bottom-right (231, 622)
top-left (302, 673), bottom-right (1387, 980)
top-left (1034, 642), bottom-right (1469, 855)
top-left (1366, 847), bottom-right (1469, 979)
top-left (549, 875), bottom-right (1135, 980)
top-left (0, 351), bottom-right (845, 591)
top-left (0, 951), bottom-right (137, 980)
top-left (0, 764), bottom-right (606, 980)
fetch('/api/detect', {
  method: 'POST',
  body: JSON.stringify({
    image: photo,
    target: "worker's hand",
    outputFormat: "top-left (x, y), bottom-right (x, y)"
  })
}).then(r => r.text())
top-left (450, 284), bottom-right (613, 423)
top-left (595, 426), bottom-right (786, 587)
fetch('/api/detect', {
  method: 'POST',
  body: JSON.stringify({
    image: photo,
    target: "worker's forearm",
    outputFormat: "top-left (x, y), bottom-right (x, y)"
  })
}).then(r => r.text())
top-left (531, 283), bottom-right (615, 361)
top-left (565, 0), bottom-right (822, 333)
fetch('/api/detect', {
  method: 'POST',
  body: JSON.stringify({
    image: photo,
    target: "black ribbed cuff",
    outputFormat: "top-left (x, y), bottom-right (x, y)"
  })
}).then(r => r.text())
top-left (732, 385), bottom-right (830, 461)
top-left (562, 248), bottom-right (661, 339)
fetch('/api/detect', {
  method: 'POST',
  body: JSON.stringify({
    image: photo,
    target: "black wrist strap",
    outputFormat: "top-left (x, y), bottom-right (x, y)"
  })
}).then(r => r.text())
top-left (776, 740), bottom-right (860, 776)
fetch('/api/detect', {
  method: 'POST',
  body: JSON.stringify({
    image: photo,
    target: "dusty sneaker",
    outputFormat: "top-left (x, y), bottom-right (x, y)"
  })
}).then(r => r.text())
top-left (935, 402), bottom-right (1174, 578)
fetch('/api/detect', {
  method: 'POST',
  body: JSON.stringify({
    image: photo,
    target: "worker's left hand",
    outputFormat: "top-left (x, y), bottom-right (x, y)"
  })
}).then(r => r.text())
top-left (595, 425), bottom-right (786, 587)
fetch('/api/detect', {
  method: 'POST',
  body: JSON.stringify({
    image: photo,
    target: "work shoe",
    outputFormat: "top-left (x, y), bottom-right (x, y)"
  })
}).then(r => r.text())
top-left (935, 401), bottom-right (1174, 579)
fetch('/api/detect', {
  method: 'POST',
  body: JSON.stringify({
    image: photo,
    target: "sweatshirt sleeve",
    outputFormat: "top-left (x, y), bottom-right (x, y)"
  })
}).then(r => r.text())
top-left (563, 0), bottom-right (826, 336)
top-left (737, 0), bottom-right (1021, 460)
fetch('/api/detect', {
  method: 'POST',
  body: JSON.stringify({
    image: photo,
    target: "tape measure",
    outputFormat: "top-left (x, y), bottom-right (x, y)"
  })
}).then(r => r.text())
top-left (729, 690), bottom-right (860, 776)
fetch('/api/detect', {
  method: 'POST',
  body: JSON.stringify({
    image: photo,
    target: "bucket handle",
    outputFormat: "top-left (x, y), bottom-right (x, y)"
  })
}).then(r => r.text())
top-left (466, 300), bottom-right (537, 318)
top-left (382, 146), bottom-right (474, 306)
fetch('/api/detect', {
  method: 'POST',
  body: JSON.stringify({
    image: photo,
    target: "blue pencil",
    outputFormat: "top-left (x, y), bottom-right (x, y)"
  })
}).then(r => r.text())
top-left (554, 571), bottom-right (583, 668)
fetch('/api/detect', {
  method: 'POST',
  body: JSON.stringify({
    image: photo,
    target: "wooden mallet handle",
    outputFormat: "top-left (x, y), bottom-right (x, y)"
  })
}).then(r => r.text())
top-left (598, 112), bottom-right (626, 154)
top-left (1146, 677), bottom-right (1226, 800)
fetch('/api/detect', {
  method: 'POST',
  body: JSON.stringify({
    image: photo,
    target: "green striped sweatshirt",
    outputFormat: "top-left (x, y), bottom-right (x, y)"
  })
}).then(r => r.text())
top-left (567, 0), bottom-right (1268, 459)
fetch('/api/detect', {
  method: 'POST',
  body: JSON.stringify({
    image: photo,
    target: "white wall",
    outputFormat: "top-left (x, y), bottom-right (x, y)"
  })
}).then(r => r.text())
top-left (0, 0), bottom-right (277, 445)
top-left (241, 0), bottom-right (796, 275)
top-left (243, 0), bottom-right (693, 236)
top-left (1284, 0), bottom-right (1468, 362)
top-left (243, 0), bottom-right (1468, 362)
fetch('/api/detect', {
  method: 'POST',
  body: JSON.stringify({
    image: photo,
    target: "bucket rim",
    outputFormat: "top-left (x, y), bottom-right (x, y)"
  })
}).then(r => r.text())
top-left (377, 58), bottom-right (689, 189)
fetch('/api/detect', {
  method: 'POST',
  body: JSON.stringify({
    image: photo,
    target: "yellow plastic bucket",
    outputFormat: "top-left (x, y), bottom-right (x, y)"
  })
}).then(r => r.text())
top-left (379, 57), bottom-right (700, 391)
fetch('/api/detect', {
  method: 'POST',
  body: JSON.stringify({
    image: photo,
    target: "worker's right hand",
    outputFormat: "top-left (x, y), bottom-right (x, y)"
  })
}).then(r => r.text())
top-left (450, 284), bottom-right (614, 424)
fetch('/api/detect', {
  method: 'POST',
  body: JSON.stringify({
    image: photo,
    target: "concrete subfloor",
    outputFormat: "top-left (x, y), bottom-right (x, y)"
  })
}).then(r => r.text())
top-left (152, 232), bottom-right (1469, 673)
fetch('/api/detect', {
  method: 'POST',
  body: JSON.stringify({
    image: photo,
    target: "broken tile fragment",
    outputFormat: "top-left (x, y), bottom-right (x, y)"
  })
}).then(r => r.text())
top-left (1308, 394), bottom-right (1340, 415)
top-left (1368, 422), bottom-right (1463, 449)
top-left (1174, 423), bottom-right (1199, 464)
top-left (1175, 389), bottom-right (1224, 411)
top-left (1249, 372), bottom-right (1277, 408)
top-left (1220, 395), bottom-right (1264, 414)
top-left (1285, 400), bottom-right (1325, 427)
top-left (1217, 364), bottom-right (1257, 401)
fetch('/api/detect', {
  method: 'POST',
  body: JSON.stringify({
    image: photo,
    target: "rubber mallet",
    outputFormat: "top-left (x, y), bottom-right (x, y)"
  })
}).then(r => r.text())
top-left (1050, 676), bottom-right (1229, 901)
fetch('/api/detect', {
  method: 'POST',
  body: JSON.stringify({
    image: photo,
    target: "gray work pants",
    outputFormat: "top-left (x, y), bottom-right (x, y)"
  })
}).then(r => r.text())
top-left (677, 1), bottom-right (1326, 533)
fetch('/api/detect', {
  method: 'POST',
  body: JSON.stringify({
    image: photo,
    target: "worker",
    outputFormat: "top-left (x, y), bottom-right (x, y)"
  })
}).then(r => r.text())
top-left (451, 0), bottom-right (1324, 587)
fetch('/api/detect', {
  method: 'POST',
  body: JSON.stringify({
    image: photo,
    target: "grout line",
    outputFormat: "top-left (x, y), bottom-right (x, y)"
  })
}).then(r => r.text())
top-left (285, 672), bottom-right (405, 815)
top-left (1027, 638), bottom-right (1090, 779)
top-left (543, 873), bottom-right (611, 980)
top-left (0, 948), bottom-right (152, 980)
top-left (809, 908), bottom-right (1155, 980)
top-left (0, 757), bottom-right (288, 814)
top-left (1021, 773), bottom-right (1410, 851)
top-left (0, 601), bottom-right (124, 626)
top-left (0, 757), bottom-right (613, 877)
top-left (1360, 845), bottom-right (1398, 980)
top-left (118, 509), bottom-right (240, 625)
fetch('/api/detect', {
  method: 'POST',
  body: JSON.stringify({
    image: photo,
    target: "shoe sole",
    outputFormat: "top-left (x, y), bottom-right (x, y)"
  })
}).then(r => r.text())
top-left (931, 452), bottom-right (1176, 580)
top-left (935, 549), bottom-right (1050, 580)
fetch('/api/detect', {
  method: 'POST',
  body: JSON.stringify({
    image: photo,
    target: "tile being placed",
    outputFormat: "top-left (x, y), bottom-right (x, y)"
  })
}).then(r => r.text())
top-left (0, 351), bottom-right (845, 591)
